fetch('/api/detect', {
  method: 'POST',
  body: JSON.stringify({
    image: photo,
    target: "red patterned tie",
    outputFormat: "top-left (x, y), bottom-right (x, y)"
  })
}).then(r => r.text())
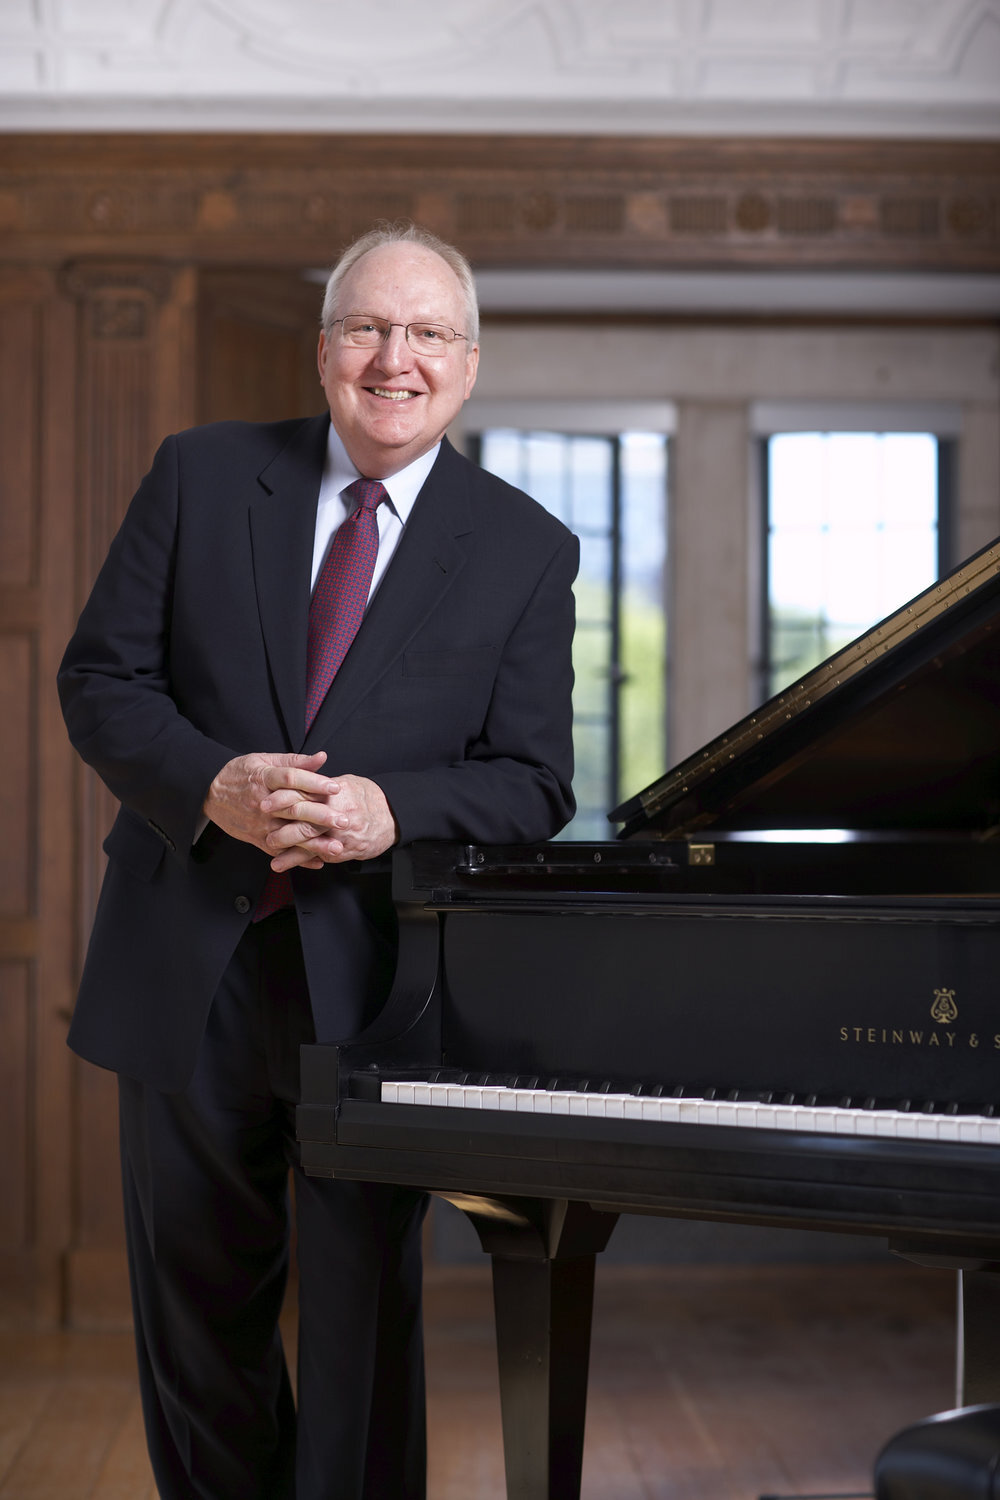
top-left (253, 478), bottom-right (388, 920)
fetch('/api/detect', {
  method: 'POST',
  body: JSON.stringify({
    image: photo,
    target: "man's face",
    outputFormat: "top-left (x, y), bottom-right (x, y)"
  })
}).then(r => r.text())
top-left (318, 242), bottom-right (479, 479)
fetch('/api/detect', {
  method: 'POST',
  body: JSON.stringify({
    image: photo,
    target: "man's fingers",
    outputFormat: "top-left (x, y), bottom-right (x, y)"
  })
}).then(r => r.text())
top-left (265, 819), bottom-right (331, 851)
top-left (260, 767), bottom-right (338, 799)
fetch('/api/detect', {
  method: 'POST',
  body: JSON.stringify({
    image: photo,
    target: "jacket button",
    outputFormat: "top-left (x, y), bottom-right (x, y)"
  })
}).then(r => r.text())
top-left (234, 895), bottom-right (252, 914)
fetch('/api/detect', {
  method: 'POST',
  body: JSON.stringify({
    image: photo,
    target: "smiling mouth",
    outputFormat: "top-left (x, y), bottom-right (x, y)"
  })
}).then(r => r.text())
top-left (369, 386), bottom-right (418, 401)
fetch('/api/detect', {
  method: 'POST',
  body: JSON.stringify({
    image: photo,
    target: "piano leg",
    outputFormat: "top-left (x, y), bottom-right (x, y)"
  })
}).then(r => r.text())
top-left (959, 1270), bottom-right (1000, 1406)
top-left (439, 1195), bottom-right (618, 1500)
top-left (491, 1253), bottom-right (596, 1500)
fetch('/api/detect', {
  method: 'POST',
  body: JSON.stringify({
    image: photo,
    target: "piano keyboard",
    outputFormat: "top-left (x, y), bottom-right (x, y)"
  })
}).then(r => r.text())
top-left (379, 1078), bottom-right (1000, 1145)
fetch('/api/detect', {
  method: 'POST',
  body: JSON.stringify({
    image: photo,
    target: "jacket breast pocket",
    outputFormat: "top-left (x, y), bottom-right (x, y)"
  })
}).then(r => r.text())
top-left (103, 812), bottom-right (167, 882)
top-left (401, 646), bottom-right (498, 678)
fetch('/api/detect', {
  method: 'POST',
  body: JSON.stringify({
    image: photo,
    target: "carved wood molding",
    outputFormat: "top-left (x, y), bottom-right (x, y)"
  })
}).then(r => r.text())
top-left (2, 133), bottom-right (998, 272)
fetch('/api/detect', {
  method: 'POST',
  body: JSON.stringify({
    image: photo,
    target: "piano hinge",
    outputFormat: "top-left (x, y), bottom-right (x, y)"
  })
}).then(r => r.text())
top-left (688, 843), bottom-right (715, 867)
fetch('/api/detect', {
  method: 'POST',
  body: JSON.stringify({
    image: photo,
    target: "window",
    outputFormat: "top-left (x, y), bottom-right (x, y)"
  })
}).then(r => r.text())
top-left (756, 411), bottom-right (956, 702)
top-left (470, 426), bottom-right (668, 839)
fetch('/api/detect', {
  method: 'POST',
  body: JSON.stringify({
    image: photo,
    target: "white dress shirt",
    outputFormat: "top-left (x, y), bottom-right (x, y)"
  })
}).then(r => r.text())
top-left (311, 424), bottom-right (440, 599)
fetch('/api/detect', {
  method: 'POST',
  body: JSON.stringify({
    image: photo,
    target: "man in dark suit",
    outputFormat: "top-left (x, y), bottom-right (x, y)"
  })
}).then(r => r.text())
top-left (58, 223), bottom-right (578, 1500)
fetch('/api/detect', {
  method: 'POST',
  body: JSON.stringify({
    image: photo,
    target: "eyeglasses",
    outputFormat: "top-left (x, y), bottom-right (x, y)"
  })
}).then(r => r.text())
top-left (330, 314), bottom-right (468, 357)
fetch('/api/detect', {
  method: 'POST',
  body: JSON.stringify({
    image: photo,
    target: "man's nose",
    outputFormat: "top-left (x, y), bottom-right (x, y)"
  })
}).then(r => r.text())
top-left (375, 325), bottom-right (413, 371)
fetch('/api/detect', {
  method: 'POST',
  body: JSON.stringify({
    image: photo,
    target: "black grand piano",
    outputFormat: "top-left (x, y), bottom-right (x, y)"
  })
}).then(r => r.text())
top-left (298, 536), bottom-right (1000, 1500)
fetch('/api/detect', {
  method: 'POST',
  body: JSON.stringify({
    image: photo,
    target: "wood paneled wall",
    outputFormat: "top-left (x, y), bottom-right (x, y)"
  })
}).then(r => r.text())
top-left (0, 268), bottom-right (76, 1326)
top-left (0, 133), bottom-right (997, 1328)
top-left (2, 134), bottom-right (999, 273)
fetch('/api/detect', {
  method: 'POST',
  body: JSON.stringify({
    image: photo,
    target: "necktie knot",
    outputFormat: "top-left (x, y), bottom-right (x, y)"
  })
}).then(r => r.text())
top-left (345, 477), bottom-right (388, 514)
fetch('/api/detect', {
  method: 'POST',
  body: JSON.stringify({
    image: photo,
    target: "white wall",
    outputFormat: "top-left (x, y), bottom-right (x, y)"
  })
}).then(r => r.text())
top-left (466, 322), bottom-right (1000, 761)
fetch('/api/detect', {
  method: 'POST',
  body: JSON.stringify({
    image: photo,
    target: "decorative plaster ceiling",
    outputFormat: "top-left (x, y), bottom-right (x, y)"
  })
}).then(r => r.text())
top-left (2, 0), bottom-right (1000, 136)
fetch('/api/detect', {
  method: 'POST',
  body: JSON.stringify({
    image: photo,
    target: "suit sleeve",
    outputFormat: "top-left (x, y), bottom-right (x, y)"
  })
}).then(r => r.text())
top-left (57, 435), bottom-right (235, 856)
top-left (373, 526), bottom-right (579, 845)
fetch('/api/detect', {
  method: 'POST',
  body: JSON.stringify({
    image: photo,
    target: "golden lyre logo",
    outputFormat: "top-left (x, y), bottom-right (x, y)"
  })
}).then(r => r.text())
top-left (930, 988), bottom-right (958, 1024)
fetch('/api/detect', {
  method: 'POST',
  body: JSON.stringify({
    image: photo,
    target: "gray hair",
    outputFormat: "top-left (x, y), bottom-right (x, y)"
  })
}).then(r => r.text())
top-left (320, 221), bottom-right (480, 344)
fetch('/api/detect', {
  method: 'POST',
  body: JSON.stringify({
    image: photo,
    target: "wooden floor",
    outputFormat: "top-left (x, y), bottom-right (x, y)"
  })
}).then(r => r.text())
top-left (0, 1261), bottom-right (956, 1499)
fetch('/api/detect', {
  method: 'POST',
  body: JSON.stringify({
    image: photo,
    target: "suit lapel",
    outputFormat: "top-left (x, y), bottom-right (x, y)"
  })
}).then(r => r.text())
top-left (304, 439), bottom-right (473, 750)
top-left (248, 413), bottom-right (329, 747)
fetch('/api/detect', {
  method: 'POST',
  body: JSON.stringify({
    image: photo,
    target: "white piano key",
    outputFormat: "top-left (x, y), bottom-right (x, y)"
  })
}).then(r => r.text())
top-left (381, 1081), bottom-right (399, 1103)
top-left (585, 1095), bottom-right (608, 1118)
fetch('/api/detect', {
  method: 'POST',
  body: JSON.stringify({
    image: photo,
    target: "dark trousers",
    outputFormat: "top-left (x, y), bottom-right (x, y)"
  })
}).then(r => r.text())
top-left (117, 909), bottom-right (428, 1500)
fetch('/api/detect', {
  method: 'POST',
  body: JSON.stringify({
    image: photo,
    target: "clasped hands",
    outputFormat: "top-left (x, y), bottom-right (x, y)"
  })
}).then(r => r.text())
top-left (203, 751), bottom-right (399, 870)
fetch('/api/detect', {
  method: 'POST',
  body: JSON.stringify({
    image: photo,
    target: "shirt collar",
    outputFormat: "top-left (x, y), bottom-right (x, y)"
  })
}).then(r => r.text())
top-left (323, 421), bottom-right (440, 525)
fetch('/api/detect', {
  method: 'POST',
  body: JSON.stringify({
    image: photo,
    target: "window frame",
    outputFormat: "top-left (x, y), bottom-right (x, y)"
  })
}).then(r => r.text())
top-left (751, 404), bottom-right (959, 707)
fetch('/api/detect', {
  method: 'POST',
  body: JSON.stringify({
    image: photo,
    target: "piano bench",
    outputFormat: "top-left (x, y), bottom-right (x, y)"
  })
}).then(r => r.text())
top-left (874, 1404), bottom-right (1000, 1499)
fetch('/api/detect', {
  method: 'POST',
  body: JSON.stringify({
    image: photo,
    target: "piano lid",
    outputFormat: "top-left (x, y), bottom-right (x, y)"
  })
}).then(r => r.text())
top-left (612, 535), bottom-right (1000, 842)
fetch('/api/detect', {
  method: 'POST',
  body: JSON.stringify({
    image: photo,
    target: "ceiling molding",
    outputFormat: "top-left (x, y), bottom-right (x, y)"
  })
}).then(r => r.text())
top-left (3, 97), bottom-right (1000, 141)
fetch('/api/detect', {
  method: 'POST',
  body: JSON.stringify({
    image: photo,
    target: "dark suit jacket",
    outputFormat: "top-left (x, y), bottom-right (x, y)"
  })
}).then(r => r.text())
top-left (58, 415), bottom-right (578, 1091)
